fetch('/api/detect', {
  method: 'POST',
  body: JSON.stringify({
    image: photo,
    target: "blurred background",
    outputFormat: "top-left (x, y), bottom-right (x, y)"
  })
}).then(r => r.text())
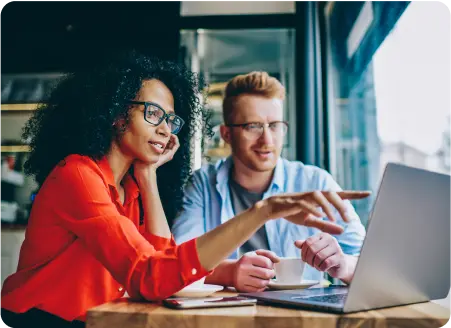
top-left (1, 1), bottom-right (450, 285)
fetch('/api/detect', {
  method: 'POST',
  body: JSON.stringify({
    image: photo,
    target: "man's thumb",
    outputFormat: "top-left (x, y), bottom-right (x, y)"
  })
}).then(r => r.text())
top-left (294, 240), bottom-right (305, 249)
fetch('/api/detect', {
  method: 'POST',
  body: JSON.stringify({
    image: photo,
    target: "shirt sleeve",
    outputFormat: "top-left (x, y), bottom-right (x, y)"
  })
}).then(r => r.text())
top-left (171, 171), bottom-right (206, 244)
top-left (318, 169), bottom-right (366, 256)
top-left (47, 158), bottom-right (211, 301)
top-left (141, 232), bottom-right (177, 250)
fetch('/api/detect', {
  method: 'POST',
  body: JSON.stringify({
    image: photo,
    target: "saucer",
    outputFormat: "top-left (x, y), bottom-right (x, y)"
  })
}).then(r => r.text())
top-left (267, 279), bottom-right (319, 290)
top-left (173, 284), bottom-right (224, 298)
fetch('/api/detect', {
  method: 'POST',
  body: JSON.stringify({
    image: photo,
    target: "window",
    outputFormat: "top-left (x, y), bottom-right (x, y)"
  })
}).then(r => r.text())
top-left (324, 2), bottom-right (450, 226)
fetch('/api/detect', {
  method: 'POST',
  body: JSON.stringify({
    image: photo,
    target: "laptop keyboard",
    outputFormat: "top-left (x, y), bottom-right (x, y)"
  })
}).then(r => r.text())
top-left (298, 293), bottom-right (347, 304)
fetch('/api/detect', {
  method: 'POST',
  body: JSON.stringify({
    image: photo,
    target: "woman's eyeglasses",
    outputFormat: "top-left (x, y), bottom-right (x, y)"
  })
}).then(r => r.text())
top-left (128, 101), bottom-right (185, 135)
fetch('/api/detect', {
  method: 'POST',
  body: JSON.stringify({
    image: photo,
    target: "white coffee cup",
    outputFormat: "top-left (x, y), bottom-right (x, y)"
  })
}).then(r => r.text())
top-left (182, 277), bottom-right (206, 290)
top-left (274, 257), bottom-right (305, 284)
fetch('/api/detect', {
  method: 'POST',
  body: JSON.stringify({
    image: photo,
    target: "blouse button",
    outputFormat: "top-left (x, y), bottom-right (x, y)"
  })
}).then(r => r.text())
top-left (118, 286), bottom-right (124, 292)
top-left (191, 268), bottom-right (197, 275)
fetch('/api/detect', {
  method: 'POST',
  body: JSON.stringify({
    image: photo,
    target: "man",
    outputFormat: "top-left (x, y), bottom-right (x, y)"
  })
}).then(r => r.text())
top-left (172, 72), bottom-right (366, 292)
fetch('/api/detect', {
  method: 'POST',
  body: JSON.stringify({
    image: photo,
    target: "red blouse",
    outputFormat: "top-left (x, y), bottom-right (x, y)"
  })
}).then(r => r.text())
top-left (1, 155), bottom-right (210, 321)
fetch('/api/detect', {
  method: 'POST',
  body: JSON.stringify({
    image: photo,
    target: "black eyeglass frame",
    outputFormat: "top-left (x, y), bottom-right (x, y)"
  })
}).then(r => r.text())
top-left (128, 101), bottom-right (185, 134)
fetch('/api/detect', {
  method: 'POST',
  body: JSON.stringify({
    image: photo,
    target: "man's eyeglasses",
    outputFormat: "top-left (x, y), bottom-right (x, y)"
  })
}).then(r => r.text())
top-left (128, 101), bottom-right (185, 135)
top-left (226, 121), bottom-right (289, 140)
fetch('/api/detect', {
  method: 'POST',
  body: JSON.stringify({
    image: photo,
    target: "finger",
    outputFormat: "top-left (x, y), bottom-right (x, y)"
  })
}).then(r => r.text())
top-left (162, 143), bottom-right (172, 156)
top-left (318, 254), bottom-right (341, 272)
top-left (279, 190), bottom-right (371, 201)
top-left (250, 254), bottom-right (274, 269)
top-left (310, 191), bottom-right (337, 222)
top-left (269, 198), bottom-right (306, 219)
top-left (301, 242), bottom-right (309, 263)
top-left (313, 245), bottom-right (336, 270)
top-left (303, 216), bottom-right (344, 235)
top-left (298, 200), bottom-right (324, 218)
top-left (301, 234), bottom-right (321, 262)
top-left (162, 136), bottom-right (180, 159)
top-left (242, 285), bottom-right (267, 293)
top-left (255, 249), bottom-right (280, 263)
top-left (323, 191), bottom-right (350, 223)
top-left (243, 276), bottom-right (271, 289)
top-left (305, 237), bottom-right (330, 266)
top-left (337, 191), bottom-right (371, 200)
top-left (172, 134), bottom-right (180, 151)
top-left (301, 234), bottom-right (322, 264)
top-left (248, 266), bottom-right (276, 280)
top-left (302, 247), bottom-right (310, 266)
top-left (164, 135), bottom-right (177, 152)
top-left (294, 240), bottom-right (305, 249)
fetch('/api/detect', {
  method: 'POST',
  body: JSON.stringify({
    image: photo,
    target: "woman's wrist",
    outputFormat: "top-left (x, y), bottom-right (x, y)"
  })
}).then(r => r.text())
top-left (135, 167), bottom-right (157, 187)
top-left (251, 199), bottom-right (272, 225)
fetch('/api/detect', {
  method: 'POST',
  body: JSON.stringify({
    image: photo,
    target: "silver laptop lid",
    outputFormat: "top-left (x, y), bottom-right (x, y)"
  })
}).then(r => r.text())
top-left (344, 163), bottom-right (450, 312)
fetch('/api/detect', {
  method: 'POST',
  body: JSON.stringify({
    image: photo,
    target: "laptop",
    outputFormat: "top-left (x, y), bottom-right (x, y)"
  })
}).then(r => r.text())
top-left (240, 163), bottom-right (450, 313)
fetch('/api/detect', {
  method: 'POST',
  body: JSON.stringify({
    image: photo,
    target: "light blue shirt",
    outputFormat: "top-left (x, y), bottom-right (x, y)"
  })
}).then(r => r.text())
top-left (172, 157), bottom-right (366, 281)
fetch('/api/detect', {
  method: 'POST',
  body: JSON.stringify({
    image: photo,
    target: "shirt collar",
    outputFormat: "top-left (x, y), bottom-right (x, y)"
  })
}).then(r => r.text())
top-left (122, 174), bottom-right (140, 204)
top-left (216, 156), bottom-right (233, 188)
top-left (96, 156), bottom-right (140, 203)
top-left (96, 156), bottom-right (116, 187)
top-left (216, 156), bottom-right (285, 192)
top-left (271, 157), bottom-right (285, 192)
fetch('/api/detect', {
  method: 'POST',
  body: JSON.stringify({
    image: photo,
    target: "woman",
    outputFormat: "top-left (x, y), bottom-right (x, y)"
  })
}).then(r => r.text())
top-left (1, 52), bottom-right (369, 327)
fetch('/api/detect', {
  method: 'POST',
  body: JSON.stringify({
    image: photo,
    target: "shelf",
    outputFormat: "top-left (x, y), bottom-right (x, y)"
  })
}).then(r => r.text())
top-left (206, 82), bottom-right (227, 94)
top-left (206, 147), bottom-right (231, 158)
top-left (1, 145), bottom-right (30, 153)
top-left (1, 103), bottom-right (40, 111)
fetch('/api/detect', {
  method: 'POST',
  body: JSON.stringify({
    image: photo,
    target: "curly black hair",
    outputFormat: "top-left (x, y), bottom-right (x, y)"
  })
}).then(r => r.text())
top-left (22, 51), bottom-right (212, 225)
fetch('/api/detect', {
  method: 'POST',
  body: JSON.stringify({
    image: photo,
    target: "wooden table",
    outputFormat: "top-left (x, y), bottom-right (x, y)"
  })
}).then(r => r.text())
top-left (87, 290), bottom-right (450, 328)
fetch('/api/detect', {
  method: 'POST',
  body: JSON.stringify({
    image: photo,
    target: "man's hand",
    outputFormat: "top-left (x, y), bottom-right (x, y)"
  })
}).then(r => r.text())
top-left (232, 250), bottom-right (280, 292)
top-left (295, 233), bottom-right (357, 284)
top-left (196, 191), bottom-right (368, 274)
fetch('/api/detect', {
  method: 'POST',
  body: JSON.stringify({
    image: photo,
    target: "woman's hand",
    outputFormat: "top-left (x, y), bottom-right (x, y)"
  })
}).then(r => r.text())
top-left (133, 135), bottom-right (180, 184)
top-left (196, 190), bottom-right (370, 271)
top-left (152, 134), bottom-right (180, 170)
top-left (258, 191), bottom-right (371, 234)
top-left (132, 135), bottom-right (180, 238)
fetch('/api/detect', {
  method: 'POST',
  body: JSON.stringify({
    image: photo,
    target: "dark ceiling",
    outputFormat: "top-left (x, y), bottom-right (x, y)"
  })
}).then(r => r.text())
top-left (1, 2), bottom-right (181, 73)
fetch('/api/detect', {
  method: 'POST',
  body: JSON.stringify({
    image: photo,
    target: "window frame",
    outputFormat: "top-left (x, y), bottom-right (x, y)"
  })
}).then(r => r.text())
top-left (319, 1), bottom-right (411, 174)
